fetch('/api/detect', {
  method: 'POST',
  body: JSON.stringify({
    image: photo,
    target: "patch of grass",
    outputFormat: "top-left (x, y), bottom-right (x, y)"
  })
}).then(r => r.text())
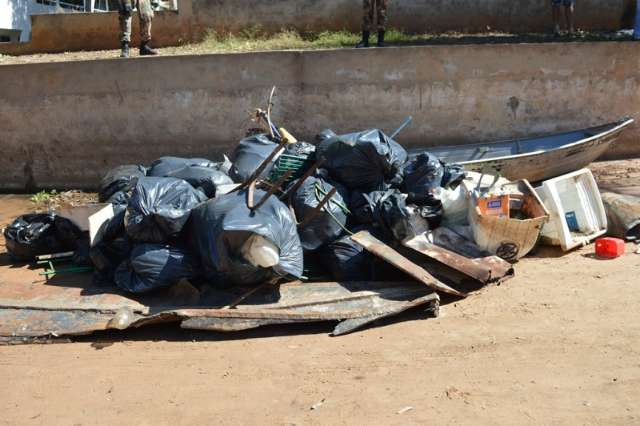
top-left (161, 27), bottom-right (634, 56)
top-left (30, 189), bottom-right (57, 204)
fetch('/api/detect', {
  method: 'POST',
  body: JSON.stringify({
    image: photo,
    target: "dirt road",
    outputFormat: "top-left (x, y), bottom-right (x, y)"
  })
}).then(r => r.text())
top-left (0, 163), bottom-right (639, 425)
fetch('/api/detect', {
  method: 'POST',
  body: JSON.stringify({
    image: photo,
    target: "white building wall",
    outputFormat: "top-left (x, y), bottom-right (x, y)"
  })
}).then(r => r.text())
top-left (0, 0), bottom-right (72, 42)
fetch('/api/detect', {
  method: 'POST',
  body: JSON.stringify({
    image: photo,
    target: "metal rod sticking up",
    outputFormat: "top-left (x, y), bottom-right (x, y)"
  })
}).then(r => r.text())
top-left (280, 159), bottom-right (325, 201)
top-left (298, 187), bottom-right (338, 228)
top-left (250, 170), bottom-right (294, 211)
top-left (236, 138), bottom-right (288, 192)
top-left (390, 116), bottom-right (413, 139)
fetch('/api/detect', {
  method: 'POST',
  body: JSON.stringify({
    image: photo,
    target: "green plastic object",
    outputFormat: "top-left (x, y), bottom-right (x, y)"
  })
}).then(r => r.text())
top-left (269, 153), bottom-right (312, 184)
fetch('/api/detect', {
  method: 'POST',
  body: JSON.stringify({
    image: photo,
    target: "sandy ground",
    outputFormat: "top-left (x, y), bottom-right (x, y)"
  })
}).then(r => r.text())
top-left (0, 161), bottom-right (639, 425)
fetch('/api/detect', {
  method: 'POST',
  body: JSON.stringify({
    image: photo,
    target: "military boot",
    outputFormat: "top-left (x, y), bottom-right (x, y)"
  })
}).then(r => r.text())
top-left (139, 40), bottom-right (159, 56)
top-left (120, 41), bottom-right (130, 58)
top-left (377, 30), bottom-right (385, 47)
top-left (356, 30), bottom-right (370, 48)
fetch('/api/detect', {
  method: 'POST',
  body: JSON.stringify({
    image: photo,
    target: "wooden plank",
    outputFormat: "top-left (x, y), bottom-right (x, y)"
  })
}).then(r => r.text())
top-left (351, 231), bottom-right (467, 298)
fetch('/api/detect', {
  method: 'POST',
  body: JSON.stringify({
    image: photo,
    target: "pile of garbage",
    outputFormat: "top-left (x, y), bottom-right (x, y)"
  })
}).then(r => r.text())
top-left (4, 101), bottom-right (639, 327)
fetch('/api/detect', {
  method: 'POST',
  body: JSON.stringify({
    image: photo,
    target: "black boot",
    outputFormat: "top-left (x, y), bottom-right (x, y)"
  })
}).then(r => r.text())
top-left (139, 40), bottom-right (158, 56)
top-left (120, 41), bottom-right (130, 58)
top-left (356, 30), bottom-right (370, 48)
top-left (377, 30), bottom-right (385, 47)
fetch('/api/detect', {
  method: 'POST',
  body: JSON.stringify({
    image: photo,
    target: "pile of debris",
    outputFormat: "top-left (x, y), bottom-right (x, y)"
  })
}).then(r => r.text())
top-left (3, 97), bottom-right (639, 338)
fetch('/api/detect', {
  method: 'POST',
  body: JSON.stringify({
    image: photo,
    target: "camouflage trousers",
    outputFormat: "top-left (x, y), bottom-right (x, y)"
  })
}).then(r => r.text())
top-left (113, 0), bottom-right (154, 43)
top-left (362, 0), bottom-right (388, 32)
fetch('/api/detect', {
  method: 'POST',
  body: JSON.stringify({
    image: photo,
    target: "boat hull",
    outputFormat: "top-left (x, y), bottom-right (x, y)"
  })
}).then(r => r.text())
top-left (461, 130), bottom-right (619, 182)
top-left (425, 119), bottom-right (634, 183)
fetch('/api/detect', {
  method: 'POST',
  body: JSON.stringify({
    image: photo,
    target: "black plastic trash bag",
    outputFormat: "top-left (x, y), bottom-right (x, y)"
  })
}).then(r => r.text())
top-left (189, 189), bottom-right (303, 287)
top-left (72, 238), bottom-right (92, 266)
top-left (125, 177), bottom-right (205, 243)
top-left (285, 141), bottom-right (316, 157)
top-left (4, 214), bottom-right (84, 261)
top-left (147, 156), bottom-right (216, 177)
top-left (403, 152), bottom-right (465, 195)
top-left (316, 129), bottom-right (407, 192)
top-left (107, 190), bottom-right (130, 210)
top-left (213, 155), bottom-right (233, 175)
top-left (167, 165), bottom-right (234, 198)
top-left (315, 129), bottom-right (337, 144)
top-left (229, 134), bottom-right (280, 183)
top-left (406, 194), bottom-right (444, 230)
top-left (98, 164), bottom-right (147, 203)
top-left (114, 244), bottom-right (197, 293)
top-left (349, 189), bottom-right (429, 241)
top-left (291, 176), bottom-right (349, 251)
top-left (319, 226), bottom-right (391, 281)
top-left (89, 208), bottom-right (131, 283)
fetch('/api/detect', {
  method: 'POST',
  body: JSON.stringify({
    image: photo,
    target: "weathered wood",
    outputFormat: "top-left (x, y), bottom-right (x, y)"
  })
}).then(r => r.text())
top-left (351, 231), bottom-right (467, 298)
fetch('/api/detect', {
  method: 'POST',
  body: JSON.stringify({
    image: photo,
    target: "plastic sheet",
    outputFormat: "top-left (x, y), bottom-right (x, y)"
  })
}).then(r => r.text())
top-left (188, 189), bottom-right (303, 287)
top-left (125, 177), bottom-right (205, 243)
top-left (98, 164), bottom-right (147, 203)
top-left (317, 129), bottom-right (407, 192)
top-left (114, 244), bottom-right (197, 293)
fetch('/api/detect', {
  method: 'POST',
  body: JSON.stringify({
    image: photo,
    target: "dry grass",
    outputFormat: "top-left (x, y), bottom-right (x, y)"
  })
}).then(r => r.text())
top-left (0, 28), bottom-right (632, 65)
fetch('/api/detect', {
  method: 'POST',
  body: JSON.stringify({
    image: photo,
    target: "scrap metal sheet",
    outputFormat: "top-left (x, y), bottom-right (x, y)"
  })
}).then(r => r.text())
top-left (0, 263), bottom-right (439, 340)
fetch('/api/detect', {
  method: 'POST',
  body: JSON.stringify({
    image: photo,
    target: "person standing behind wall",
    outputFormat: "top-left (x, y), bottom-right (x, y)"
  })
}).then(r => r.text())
top-left (356, 0), bottom-right (388, 48)
top-left (552, 0), bottom-right (575, 36)
top-left (111, 0), bottom-right (159, 57)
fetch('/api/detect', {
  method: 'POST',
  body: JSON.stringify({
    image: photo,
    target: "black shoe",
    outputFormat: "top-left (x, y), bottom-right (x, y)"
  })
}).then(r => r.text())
top-left (356, 30), bottom-right (370, 48)
top-left (377, 30), bottom-right (385, 47)
top-left (120, 41), bottom-right (130, 58)
top-left (139, 40), bottom-right (158, 56)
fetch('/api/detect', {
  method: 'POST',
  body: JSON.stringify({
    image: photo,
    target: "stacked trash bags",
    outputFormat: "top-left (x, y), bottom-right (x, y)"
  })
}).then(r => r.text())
top-left (4, 128), bottom-right (465, 294)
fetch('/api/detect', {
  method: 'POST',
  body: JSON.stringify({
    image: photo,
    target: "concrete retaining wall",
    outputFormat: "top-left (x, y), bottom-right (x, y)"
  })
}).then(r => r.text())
top-left (0, 41), bottom-right (638, 190)
top-left (0, 0), bottom-right (635, 55)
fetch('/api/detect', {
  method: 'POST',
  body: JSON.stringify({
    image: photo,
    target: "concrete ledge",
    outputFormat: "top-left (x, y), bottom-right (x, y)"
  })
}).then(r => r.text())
top-left (0, 42), bottom-right (638, 190)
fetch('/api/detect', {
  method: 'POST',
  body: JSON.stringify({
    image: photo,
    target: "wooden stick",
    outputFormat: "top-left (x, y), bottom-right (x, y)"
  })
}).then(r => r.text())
top-left (298, 187), bottom-right (337, 228)
top-left (280, 159), bottom-right (324, 201)
top-left (237, 138), bottom-right (287, 192)
top-left (251, 170), bottom-right (294, 211)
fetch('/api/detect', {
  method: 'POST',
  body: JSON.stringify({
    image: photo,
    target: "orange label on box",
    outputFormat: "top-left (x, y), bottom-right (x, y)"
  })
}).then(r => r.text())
top-left (478, 195), bottom-right (510, 217)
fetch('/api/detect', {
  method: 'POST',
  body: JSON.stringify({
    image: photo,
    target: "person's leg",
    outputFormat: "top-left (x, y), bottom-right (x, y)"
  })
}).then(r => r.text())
top-left (357, 0), bottom-right (373, 47)
top-left (116, 0), bottom-right (132, 57)
top-left (551, 0), bottom-right (561, 35)
top-left (376, 0), bottom-right (388, 46)
top-left (137, 0), bottom-right (158, 55)
top-left (564, 0), bottom-right (575, 34)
